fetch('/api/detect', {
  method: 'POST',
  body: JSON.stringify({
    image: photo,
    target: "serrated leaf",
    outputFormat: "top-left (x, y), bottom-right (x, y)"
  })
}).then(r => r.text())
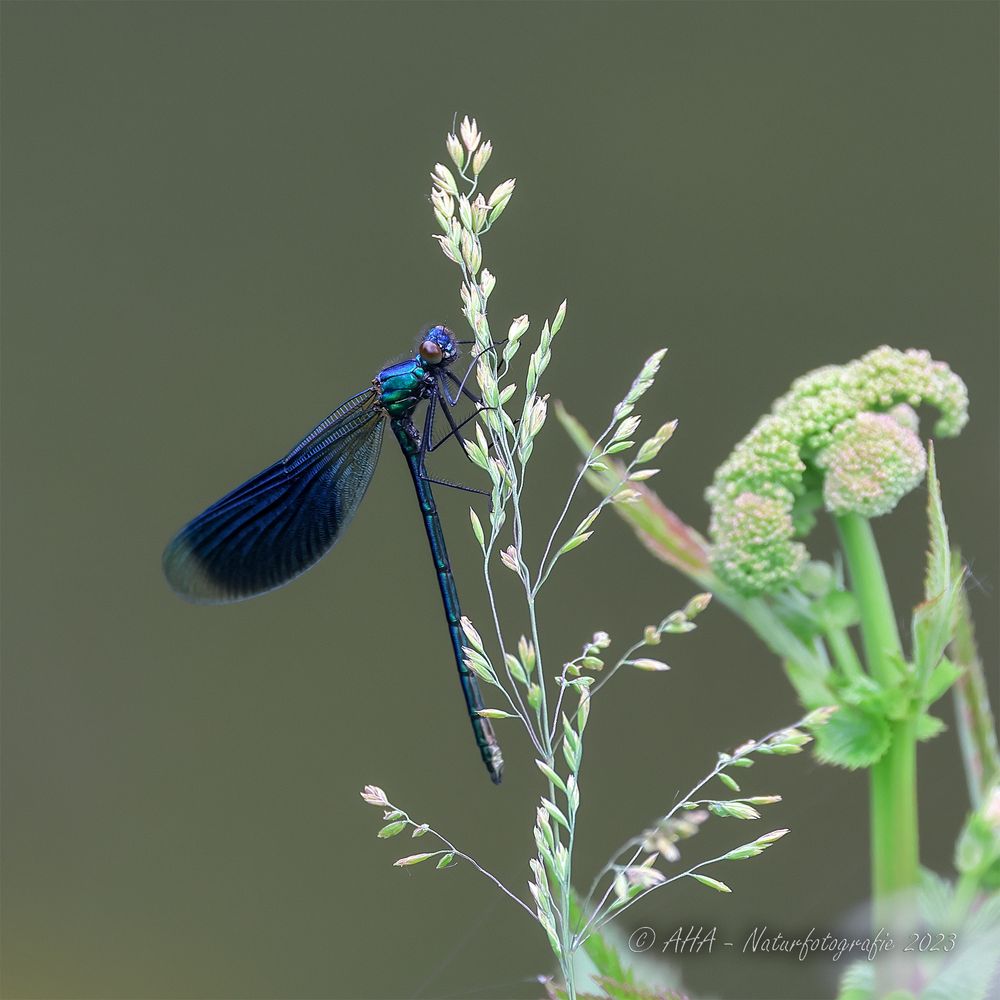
top-left (912, 444), bottom-right (962, 691)
top-left (835, 961), bottom-right (874, 1000)
top-left (948, 556), bottom-right (1000, 804)
top-left (915, 713), bottom-right (947, 741)
top-left (863, 665), bottom-right (913, 720)
top-left (924, 443), bottom-right (950, 608)
top-left (814, 704), bottom-right (891, 770)
top-left (920, 915), bottom-right (1000, 1000)
top-left (918, 867), bottom-right (954, 927)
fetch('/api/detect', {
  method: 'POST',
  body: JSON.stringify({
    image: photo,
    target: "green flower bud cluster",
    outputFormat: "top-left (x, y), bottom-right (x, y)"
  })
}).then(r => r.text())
top-left (707, 347), bottom-right (968, 595)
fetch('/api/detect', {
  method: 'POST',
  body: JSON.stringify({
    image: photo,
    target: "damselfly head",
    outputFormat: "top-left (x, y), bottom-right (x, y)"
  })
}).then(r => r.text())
top-left (418, 325), bottom-right (458, 367)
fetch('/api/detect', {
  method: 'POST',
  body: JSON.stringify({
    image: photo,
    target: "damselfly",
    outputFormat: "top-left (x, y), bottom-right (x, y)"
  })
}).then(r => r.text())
top-left (163, 326), bottom-right (504, 783)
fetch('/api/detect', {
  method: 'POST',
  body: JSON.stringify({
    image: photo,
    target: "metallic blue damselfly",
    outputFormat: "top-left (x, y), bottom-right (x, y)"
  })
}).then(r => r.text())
top-left (163, 326), bottom-right (504, 783)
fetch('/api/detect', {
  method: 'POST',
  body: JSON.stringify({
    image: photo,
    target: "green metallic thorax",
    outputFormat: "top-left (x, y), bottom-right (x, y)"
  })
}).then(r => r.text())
top-left (375, 358), bottom-right (434, 421)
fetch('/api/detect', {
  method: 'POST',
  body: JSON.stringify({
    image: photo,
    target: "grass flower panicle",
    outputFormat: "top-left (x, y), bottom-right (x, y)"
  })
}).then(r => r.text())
top-left (359, 117), bottom-right (817, 1000)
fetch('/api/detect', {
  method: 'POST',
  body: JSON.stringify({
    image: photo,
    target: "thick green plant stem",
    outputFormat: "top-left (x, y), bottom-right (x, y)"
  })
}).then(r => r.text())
top-left (836, 514), bottom-right (919, 932)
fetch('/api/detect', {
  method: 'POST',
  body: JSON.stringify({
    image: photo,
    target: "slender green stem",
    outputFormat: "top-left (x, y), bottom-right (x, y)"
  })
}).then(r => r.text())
top-left (835, 514), bottom-right (902, 685)
top-left (533, 418), bottom-right (618, 596)
top-left (825, 625), bottom-right (866, 684)
top-left (561, 796), bottom-right (577, 1000)
top-left (394, 810), bottom-right (537, 919)
top-left (836, 514), bottom-right (919, 944)
top-left (945, 868), bottom-right (982, 929)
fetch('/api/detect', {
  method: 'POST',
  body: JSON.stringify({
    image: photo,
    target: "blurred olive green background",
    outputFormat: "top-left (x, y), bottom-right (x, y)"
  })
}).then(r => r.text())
top-left (2, 2), bottom-right (996, 999)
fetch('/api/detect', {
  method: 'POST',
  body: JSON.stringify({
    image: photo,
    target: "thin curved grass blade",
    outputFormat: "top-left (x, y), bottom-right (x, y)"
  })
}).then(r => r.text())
top-left (163, 389), bottom-right (384, 603)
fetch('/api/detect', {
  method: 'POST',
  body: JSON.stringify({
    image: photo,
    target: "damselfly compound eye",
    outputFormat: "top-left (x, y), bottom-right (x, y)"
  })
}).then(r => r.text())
top-left (419, 339), bottom-right (444, 364)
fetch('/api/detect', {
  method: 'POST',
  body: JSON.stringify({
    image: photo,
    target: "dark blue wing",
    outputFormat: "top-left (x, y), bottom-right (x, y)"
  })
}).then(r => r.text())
top-left (163, 389), bottom-right (384, 603)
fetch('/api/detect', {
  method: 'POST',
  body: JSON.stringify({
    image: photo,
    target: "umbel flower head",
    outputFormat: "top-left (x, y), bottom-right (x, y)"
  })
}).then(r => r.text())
top-left (818, 409), bottom-right (927, 518)
top-left (707, 347), bottom-right (968, 596)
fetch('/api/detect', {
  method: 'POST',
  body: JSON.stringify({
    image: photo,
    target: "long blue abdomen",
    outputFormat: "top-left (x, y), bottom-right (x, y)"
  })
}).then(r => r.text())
top-left (390, 416), bottom-right (504, 784)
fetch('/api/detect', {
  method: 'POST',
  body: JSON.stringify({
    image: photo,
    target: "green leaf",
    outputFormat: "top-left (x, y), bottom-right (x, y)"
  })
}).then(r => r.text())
top-left (955, 794), bottom-right (1000, 876)
top-left (436, 853), bottom-right (456, 869)
top-left (782, 657), bottom-right (835, 709)
top-left (948, 555), bottom-right (1000, 804)
top-left (912, 444), bottom-right (962, 692)
top-left (920, 900), bottom-right (1000, 1000)
top-left (835, 961), bottom-right (874, 1000)
top-left (918, 867), bottom-right (954, 927)
top-left (925, 657), bottom-right (963, 706)
top-left (477, 709), bottom-right (516, 719)
top-left (690, 873), bottom-right (731, 893)
top-left (571, 927), bottom-right (637, 999)
top-left (915, 713), bottom-right (946, 741)
top-left (816, 589), bottom-right (861, 629)
top-left (924, 443), bottom-right (950, 605)
top-left (377, 822), bottom-right (406, 838)
top-left (814, 704), bottom-right (891, 770)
